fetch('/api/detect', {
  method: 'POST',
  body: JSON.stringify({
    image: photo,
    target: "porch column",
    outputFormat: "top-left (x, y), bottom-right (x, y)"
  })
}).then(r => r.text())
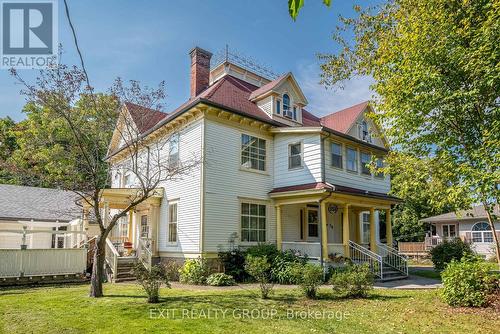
top-left (149, 204), bottom-right (160, 257)
top-left (353, 209), bottom-right (360, 244)
top-left (127, 208), bottom-right (134, 242)
top-left (320, 201), bottom-right (328, 261)
top-left (370, 207), bottom-right (377, 253)
top-left (276, 205), bottom-right (282, 251)
top-left (343, 204), bottom-right (350, 258)
top-left (385, 208), bottom-right (393, 247)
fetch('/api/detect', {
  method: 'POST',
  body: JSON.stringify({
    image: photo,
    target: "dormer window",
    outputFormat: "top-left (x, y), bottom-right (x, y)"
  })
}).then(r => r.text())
top-left (360, 121), bottom-right (371, 143)
top-left (283, 94), bottom-right (291, 118)
top-left (276, 100), bottom-right (281, 115)
top-left (293, 106), bottom-right (297, 120)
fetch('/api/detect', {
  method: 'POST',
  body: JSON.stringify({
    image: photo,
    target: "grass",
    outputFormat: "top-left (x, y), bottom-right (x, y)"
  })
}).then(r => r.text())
top-left (409, 268), bottom-right (442, 280)
top-left (1, 283), bottom-right (499, 334)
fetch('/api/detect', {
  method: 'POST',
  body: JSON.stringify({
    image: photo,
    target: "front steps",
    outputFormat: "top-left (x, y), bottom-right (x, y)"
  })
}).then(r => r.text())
top-left (113, 257), bottom-right (137, 283)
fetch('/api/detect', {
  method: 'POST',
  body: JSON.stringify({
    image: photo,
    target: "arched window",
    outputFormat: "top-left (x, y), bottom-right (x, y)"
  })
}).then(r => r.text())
top-left (283, 94), bottom-right (290, 117)
top-left (361, 121), bottom-right (370, 142)
top-left (471, 222), bottom-right (493, 243)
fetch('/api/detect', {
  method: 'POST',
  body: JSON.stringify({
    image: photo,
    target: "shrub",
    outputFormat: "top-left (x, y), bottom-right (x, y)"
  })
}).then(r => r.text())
top-left (430, 239), bottom-right (473, 271)
top-left (291, 263), bottom-right (324, 299)
top-left (206, 273), bottom-right (236, 286)
top-left (271, 249), bottom-right (307, 284)
top-left (245, 255), bottom-right (274, 299)
top-left (330, 263), bottom-right (374, 298)
top-left (218, 249), bottom-right (248, 282)
top-left (133, 263), bottom-right (170, 303)
top-left (179, 258), bottom-right (209, 285)
top-left (441, 256), bottom-right (498, 307)
top-left (163, 260), bottom-right (181, 281)
top-left (246, 244), bottom-right (279, 260)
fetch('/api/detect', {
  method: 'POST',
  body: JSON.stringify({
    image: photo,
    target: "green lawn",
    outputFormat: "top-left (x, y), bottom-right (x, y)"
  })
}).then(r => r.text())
top-left (1, 284), bottom-right (498, 334)
top-left (408, 268), bottom-right (442, 280)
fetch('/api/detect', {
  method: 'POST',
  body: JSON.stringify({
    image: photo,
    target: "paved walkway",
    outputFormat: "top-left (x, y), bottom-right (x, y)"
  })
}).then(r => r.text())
top-left (374, 275), bottom-right (442, 289)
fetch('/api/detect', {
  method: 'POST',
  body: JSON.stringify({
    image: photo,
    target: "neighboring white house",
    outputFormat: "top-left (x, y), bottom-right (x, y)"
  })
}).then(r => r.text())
top-left (0, 184), bottom-right (82, 249)
top-left (421, 205), bottom-right (500, 258)
top-left (90, 47), bottom-right (405, 280)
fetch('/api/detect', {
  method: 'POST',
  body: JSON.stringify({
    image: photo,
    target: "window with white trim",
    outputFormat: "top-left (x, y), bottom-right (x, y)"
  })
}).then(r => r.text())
top-left (471, 222), bottom-right (493, 243)
top-left (276, 99), bottom-right (281, 115)
top-left (375, 157), bottom-right (384, 178)
top-left (241, 202), bottom-right (266, 242)
top-left (360, 152), bottom-right (371, 175)
top-left (346, 147), bottom-right (358, 172)
top-left (140, 215), bottom-right (149, 238)
top-left (307, 208), bottom-right (319, 238)
top-left (241, 134), bottom-right (266, 171)
top-left (169, 133), bottom-right (179, 166)
top-left (360, 120), bottom-right (371, 143)
top-left (168, 202), bottom-right (178, 243)
top-left (288, 142), bottom-right (302, 169)
top-left (361, 213), bottom-right (370, 244)
top-left (331, 142), bottom-right (343, 168)
top-left (442, 224), bottom-right (456, 238)
top-left (283, 94), bottom-right (290, 117)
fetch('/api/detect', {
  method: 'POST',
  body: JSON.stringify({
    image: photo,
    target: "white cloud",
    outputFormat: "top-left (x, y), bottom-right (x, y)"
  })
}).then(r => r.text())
top-left (296, 62), bottom-right (375, 117)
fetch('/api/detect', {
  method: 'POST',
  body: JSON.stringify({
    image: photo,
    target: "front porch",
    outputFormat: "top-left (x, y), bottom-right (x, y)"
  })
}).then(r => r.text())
top-left (82, 188), bottom-right (163, 281)
top-left (271, 184), bottom-right (407, 280)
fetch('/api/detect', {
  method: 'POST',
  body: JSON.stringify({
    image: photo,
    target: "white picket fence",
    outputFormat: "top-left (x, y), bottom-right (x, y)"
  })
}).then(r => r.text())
top-left (0, 248), bottom-right (86, 278)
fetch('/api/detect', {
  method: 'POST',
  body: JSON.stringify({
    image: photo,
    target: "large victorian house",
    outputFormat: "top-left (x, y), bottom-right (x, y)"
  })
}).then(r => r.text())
top-left (91, 47), bottom-right (406, 281)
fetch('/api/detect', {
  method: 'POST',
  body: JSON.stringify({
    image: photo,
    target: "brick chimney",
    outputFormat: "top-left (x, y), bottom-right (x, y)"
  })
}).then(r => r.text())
top-left (189, 47), bottom-right (212, 98)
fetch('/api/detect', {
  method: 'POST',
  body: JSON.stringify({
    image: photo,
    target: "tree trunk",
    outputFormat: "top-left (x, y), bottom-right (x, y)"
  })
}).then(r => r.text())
top-left (89, 235), bottom-right (107, 298)
top-left (484, 203), bottom-right (500, 267)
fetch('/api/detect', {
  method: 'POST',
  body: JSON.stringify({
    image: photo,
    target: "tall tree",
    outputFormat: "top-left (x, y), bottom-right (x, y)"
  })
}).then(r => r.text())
top-left (11, 65), bottom-right (201, 297)
top-left (318, 0), bottom-right (500, 263)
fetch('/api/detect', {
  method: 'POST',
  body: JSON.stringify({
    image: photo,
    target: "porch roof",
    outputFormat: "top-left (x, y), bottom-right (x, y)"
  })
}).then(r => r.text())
top-left (269, 182), bottom-right (401, 203)
top-left (81, 188), bottom-right (164, 210)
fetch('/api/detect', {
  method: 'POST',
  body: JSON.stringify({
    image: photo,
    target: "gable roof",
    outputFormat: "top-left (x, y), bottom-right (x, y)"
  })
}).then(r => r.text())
top-left (0, 184), bottom-right (80, 222)
top-left (248, 72), bottom-right (308, 104)
top-left (320, 101), bottom-right (369, 133)
top-left (124, 102), bottom-right (168, 134)
top-left (420, 205), bottom-right (500, 223)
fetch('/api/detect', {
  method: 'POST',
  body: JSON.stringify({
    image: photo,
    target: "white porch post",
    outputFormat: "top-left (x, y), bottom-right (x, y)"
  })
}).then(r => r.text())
top-left (276, 205), bottom-right (282, 251)
top-left (149, 204), bottom-right (160, 257)
top-left (370, 207), bottom-right (377, 253)
top-left (343, 204), bottom-right (350, 258)
top-left (320, 201), bottom-right (328, 261)
top-left (385, 208), bottom-right (393, 246)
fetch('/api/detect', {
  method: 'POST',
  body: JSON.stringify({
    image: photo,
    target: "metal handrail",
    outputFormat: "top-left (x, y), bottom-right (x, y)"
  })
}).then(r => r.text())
top-left (377, 243), bottom-right (408, 276)
top-left (349, 240), bottom-right (383, 278)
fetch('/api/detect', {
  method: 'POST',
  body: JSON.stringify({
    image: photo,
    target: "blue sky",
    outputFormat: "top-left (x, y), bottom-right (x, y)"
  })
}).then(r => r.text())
top-left (0, 0), bottom-right (380, 121)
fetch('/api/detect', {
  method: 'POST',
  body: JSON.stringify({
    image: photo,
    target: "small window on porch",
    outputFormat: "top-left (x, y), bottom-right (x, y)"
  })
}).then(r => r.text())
top-left (361, 213), bottom-right (370, 244)
top-left (140, 215), bottom-right (149, 238)
top-left (168, 202), bottom-right (178, 243)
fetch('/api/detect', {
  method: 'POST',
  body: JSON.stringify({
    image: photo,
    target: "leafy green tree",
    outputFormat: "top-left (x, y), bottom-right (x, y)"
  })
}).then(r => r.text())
top-left (0, 116), bottom-right (19, 184)
top-left (316, 0), bottom-right (500, 264)
top-left (288, 0), bottom-right (331, 20)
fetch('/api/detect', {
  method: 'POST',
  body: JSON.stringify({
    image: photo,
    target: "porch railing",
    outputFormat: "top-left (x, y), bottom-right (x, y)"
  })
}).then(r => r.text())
top-left (105, 238), bottom-right (119, 278)
top-left (282, 241), bottom-right (321, 258)
top-left (377, 243), bottom-right (408, 276)
top-left (349, 240), bottom-right (382, 278)
top-left (137, 237), bottom-right (152, 271)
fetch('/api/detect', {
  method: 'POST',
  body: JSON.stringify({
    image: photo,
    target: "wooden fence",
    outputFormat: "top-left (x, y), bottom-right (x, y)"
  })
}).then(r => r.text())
top-left (0, 248), bottom-right (86, 278)
top-left (397, 242), bottom-right (427, 256)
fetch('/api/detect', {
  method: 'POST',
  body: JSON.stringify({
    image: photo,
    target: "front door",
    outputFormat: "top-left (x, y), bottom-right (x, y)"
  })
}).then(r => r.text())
top-left (307, 208), bottom-right (319, 241)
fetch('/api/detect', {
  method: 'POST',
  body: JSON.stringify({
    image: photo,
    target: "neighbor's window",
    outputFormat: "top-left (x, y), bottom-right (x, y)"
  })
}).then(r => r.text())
top-left (241, 134), bottom-right (266, 171)
top-left (375, 157), bottom-right (384, 178)
top-left (307, 209), bottom-right (319, 238)
top-left (288, 142), bottom-right (302, 169)
top-left (169, 133), bottom-right (180, 166)
top-left (241, 202), bottom-right (266, 242)
top-left (471, 222), bottom-right (493, 243)
top-left (331, 142), bottom-right (343, 168)
top-left (168, 202), bottom-right (178, 243)
top-left (346, 147), bottom-right (358, 172)
top-left (360, 152), bottom-right (371, 175)
top-left (442, 224), bottom-right (456, 238)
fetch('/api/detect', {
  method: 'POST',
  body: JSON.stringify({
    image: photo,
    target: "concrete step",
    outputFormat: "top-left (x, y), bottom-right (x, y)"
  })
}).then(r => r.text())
top-left (114, 277), bottom-right (136, 283)
top-left (378, 275), bottom-right (408, 282)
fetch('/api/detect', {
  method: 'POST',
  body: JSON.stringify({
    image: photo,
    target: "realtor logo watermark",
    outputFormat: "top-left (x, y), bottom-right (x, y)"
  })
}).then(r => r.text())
top-left (1, 0), bottom-right (58, 69)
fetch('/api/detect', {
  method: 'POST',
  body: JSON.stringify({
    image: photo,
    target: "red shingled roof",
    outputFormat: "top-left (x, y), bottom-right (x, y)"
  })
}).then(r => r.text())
top-left (124, 102), bottom-right (168, 134)
top-left (248, 73), bottom-right (288, 101)
top-left (320, 101), bottom-right (369, 133)
top-left (269, 182), bottom-right (333, 194)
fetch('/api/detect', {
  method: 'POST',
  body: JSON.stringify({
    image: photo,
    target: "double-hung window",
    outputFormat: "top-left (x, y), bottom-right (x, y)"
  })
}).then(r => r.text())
top-left (346, 147), bottom-right (358, 172)
top-left (288, 142), bottom-right (302, 169)
top-left (168, 202), bottom-right (178, 243)
top-left (241, 203), bottom-right (266, 242)
top-left (276, 100), bottom-right (281, 115)
top-left (361, 213), bottom-right (370, 244)
top-left (360, 152), bottom-right (371, 175)
top-left (331, 143), bottom-right (342, 168)
top-left (375, 157), bottom-right (384, 178)
top-left (241, 134), bottom-right (266, 171)
top-left (442, 224), bottom-right (456, 238)
top-left (169, 133), bottom-right (180, 167)
top-left (140, 215), bottom-right (149, 238)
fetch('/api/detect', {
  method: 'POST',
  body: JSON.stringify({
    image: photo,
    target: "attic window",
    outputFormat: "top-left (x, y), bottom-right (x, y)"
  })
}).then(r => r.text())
top-left (360, 121), bottom-right (371, 143)
top-left (283, 94), bottom-right (291, 118)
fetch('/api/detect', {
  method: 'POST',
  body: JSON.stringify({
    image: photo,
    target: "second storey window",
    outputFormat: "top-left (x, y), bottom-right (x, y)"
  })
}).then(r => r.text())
top-left (361, 152), bottom-right (371, 175)
top-left (346, 147), bottom-right (358, 172)
top-left (169, 133), bottom-right (179, 166)
top-left (241, 202), bottom-right (266, 242)
top-left (375, 157), bottom-right (384, 178)
top-left (168, 202), bottom-right (178, 243)
top-left (331, 143), bottom-right (342, 168)
top-left (288, 142), bottom-right (302, 169)
top-left (241, 134), bottom-right (266, 171)
top-left (276, 100), bottom-right (281, 115)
